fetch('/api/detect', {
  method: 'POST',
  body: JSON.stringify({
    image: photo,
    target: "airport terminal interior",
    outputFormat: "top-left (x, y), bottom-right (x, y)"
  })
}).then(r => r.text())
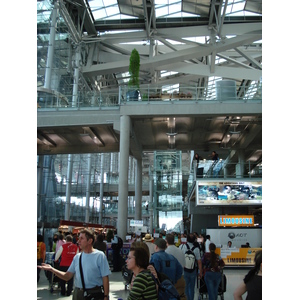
top-left (37, 0), bottom-right (263, 299)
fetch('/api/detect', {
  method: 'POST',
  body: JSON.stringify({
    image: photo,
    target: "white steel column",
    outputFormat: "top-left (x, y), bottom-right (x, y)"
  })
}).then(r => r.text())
top-left (65, 154), bottom-right (73, 220)
top-left (135, 158), bottom-right (142, 220)
top-left (117, 115), bottom-right (131, 239)
top-left (99, 153), bottom-right (104, 224)
top-left (44, 0), bottom-right (59, 89)
top-left (72, 44), bottom-right (81, 107)
top-left (85, 153), bottom-right (92, 222)
top-left (37, 156), bottom-right (44, 221)
top-left (149, 178), bottom-right (154, 234)
top-left (236, 150), bottom-right (245, 178)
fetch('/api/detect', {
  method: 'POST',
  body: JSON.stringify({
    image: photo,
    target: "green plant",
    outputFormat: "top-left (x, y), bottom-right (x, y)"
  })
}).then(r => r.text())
top-left (128, 48), bottom-right (140, 89)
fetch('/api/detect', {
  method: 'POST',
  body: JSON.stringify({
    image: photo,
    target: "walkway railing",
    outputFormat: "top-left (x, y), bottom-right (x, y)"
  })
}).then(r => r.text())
top-left (37, 83), bottom-right (262, 109)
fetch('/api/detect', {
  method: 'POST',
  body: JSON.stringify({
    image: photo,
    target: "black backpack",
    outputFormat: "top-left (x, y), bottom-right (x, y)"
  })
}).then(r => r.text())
top-left (112, 236), bottom-right (123, 250)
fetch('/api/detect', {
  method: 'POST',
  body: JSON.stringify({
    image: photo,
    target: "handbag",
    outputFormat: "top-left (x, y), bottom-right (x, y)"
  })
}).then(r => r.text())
top-left (79, 253), bottom-right (105, 300)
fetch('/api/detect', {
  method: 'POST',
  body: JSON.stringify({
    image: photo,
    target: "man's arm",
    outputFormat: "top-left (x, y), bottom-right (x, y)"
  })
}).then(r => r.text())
top-left (38, 263), bottom-right (74, 282)
top-left (149, 255), bottom-right (160, 272)
top-left (233, 282), bottom-right (247, 300)
top-left (102, 275), bottom-right (109, 299)
top-left (198, 259), bottom-right (202, 278)
top-left (175, 260), bottom-right (183, 282)
top-left (42, 243), bottom-right (46, 263)
top-left (55, 246), bottom-right (63, 261)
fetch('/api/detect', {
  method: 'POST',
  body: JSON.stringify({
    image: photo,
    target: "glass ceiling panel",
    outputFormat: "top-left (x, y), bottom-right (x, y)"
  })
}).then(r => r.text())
top-left (86, 0), bottom-right (260, 23)
top-left (88, 0), bottom-right (137, 20)
top-left (224, 0), bottom-right (262, 16)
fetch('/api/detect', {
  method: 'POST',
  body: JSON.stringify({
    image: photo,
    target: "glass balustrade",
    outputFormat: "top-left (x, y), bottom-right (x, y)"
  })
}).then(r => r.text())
top-left (37, 83), bottom-right (262, 109)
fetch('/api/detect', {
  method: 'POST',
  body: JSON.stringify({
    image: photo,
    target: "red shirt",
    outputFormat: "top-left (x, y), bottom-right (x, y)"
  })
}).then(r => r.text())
top-left (60, 242), bottom-right (78, 266)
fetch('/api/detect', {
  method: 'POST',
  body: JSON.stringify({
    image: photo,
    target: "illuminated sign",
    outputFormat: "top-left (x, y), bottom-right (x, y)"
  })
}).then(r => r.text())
top-left (130, 220), bottom-right (143, 226)
top-left (218, 215), bottom-right (254, 227)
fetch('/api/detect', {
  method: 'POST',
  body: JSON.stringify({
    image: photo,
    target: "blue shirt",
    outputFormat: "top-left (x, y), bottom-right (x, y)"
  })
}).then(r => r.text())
top-left (68, 250), bottom-right (111, 289)
top-left (150, 250), bottom-right (183, 284)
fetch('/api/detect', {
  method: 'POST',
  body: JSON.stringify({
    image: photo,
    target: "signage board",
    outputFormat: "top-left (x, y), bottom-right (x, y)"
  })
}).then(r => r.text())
top-left (216, 247), bottom-right (261, 266)
top-left (218, 215), bottom-right (254, 227)
top-left (130, 220), bottom-right (143, 226)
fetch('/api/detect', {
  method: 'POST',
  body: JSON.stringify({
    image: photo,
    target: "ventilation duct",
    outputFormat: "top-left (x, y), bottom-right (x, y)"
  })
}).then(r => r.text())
top-left (216, 80), bottom-right (237, 101)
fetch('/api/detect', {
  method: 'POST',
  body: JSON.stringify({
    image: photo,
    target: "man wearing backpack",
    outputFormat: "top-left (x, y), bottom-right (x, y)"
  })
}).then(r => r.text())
top-left (150, 238), bottom-right (183, 285)
top-left (179, 233), bottom-right (202, 300)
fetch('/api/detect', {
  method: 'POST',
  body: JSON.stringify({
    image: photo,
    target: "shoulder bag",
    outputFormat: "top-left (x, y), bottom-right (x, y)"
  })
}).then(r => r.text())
top-left (79, 253), bottom-right (105, 300)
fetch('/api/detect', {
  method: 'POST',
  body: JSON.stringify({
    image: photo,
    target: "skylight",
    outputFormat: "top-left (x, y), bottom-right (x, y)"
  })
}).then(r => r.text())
top-left (88, 0), bottom-right (136, 20)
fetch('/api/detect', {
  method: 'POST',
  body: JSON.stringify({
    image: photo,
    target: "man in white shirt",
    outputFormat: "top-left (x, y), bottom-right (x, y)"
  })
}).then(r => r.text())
top-left (205, 235), bottom-right (211, 253)
top-left (179, 234), bottom-right (201, 300)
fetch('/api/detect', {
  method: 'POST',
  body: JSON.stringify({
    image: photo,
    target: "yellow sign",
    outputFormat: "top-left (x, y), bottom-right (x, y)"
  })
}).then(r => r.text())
top-left (216, 247), bottom-right (261, 266)
top-left (218, 215), bottom-right (254, 227)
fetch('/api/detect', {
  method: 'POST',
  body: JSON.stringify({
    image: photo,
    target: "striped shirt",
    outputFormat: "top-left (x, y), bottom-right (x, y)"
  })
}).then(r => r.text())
top-left (127, 270), bottom-right (158, 300)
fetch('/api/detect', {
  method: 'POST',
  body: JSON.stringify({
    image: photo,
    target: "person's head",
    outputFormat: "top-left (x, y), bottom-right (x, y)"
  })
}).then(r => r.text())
top-left (243, 249), bottom-right (262, 283)
top-left (59, 233), bottom-right (64, 241)
top-left (53, 234), bottom-right (58, 243)
top-left (165, 234), bottom-right (175, 246)
top-left (206, 234), bottom-right (210, 240)
top-left (78, 228), bottom-right (95, 250)
top-left (96, 233), bottom-right (104, 243)
top-left (65, 235), bottom-right (73, 243)
top-left (254, 250), bottom-right (262, 272)
top-left (154, 238), bottom-right (167, 251)
top-left (187, 233), bottom-right (196, 243)
top-left (126, 247), bottom-right (149, 272)
top-left (246, 242), bottom-right (250, 247)
top-left (227, 241), bottom-right (232, 247)
top-left (130, 241), bottom-right (150, 257)
top-left (37, 234), bottom-right (44, 242)
top-left (143, 233), bottom-right (154, 243)
top-left (209, 243), bottom-right (216, 252)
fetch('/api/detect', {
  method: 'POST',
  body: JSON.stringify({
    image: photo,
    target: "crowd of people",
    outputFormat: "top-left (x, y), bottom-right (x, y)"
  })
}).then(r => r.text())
top-left (37, 229), bottom-right (262, 300)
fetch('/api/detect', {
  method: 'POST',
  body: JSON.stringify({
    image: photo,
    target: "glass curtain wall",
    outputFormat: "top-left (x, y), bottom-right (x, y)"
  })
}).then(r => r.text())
top-left (152, 151), bottom-right (184, 233)
top-left (37, 153), bottom-right (149, 227)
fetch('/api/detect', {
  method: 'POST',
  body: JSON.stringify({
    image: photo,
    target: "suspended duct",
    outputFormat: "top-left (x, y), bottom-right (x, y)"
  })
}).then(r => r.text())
top-left (216, 80), bottom-right (237, 101)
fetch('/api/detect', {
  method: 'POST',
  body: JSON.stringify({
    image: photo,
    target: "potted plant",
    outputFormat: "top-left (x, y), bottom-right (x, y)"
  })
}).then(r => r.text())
top-left (127, 48), bottom-right (140, 101)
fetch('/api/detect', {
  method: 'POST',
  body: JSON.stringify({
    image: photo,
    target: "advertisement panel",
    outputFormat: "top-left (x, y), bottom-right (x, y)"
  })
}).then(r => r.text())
top-left (196, 179), bottom-right (262, 205)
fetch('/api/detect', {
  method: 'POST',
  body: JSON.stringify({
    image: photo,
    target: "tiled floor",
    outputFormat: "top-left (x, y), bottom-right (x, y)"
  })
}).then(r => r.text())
top-left (37, 267), bottom-right (249, 300)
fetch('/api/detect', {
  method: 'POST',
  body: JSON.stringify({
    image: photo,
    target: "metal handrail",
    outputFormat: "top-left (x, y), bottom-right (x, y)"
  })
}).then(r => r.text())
top-left (37, 83), bottom-right (262, 109)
